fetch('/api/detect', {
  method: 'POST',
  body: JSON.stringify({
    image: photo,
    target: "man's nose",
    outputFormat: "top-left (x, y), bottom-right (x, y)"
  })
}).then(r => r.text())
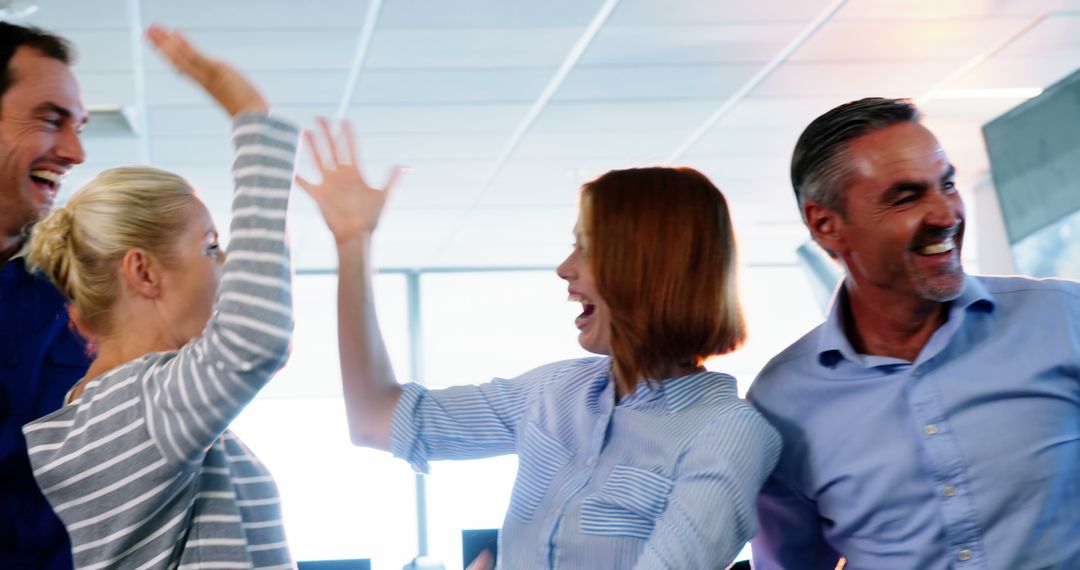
top-left (923, 188), bottom-right (961, 228)
top-left (56, 124), bottom-right (86, 165)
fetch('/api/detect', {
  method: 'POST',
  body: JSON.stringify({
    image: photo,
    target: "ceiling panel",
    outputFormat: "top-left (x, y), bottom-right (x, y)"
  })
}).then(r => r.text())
top-left (22, 0), bottom-right (129, 30)
top-left (342, 132), bottom-right (511, 161)
top-left (835, 0), bottom-right (1058, 19)
top-left (511, 128), bottom-right (686, 160)
top-left (609, 0), bottom-right (836, 25)
top-left (346, 103), bottom-right (530, 134)
top-left (350, 68), bottom-right (554, 104)
top-left (919, 96), bottom-right (1037, 122)
top-left (377, 0), bottom-right (606, 29)
top-left (999, 11), bottom-right (1080, 55)
top-left (145, 70), bottom-right (347, 106)
top-left (949, 54), bottom-right (1080, 89)
top-left (61, 30), bottom-right (134, 72)
top-left (578, 23), bottom-right (804, 65)
top-left (17, 0), bottom-right (1080, 271)
top-left (141, 0), bottom-right (372, 29)
top-left (554, 63), bottom-right (760, 101)
top-left (789, 18), bottom-right (1027, 61)
top-left (141, 30), bottom-right (360, 71)
top-left (148, 105), bottom-right (334, 138)
top-left (483, 157), bottom-right (616, 195)
top-left (706, 96), bottom-right (849, 128)
top-left (532, 100), bottom-right (718, 131)
top-left (753, 60), bottom-right (960, 97)
top-left (684, 125), bottom-right (802, 157)
top-left (364, 28), bottom-right (585, 69)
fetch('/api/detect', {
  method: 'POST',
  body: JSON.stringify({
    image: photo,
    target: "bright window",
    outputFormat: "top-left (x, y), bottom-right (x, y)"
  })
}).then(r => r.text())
top-left (230, 273), bottom-right (417, 569)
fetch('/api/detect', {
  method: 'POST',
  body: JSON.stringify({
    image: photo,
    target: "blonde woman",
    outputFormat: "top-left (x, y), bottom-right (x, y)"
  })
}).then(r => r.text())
top-left (22, 27), bottom-right (300, 568)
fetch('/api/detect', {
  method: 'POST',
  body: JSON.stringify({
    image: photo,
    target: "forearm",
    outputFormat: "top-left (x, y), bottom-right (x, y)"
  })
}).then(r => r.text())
top-left (213, 113), bottom-right (296, 369)
top-left (337, 234), bottom-right (402, 449)
top-left (145, 114), bottom-right (297, 464)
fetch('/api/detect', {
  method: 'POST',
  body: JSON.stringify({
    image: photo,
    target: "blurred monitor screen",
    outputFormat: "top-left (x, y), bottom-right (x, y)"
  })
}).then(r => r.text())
top-left (297, 559), bottom-right (371, 570)
top-left (983, 66), bottom-right (1080, 279)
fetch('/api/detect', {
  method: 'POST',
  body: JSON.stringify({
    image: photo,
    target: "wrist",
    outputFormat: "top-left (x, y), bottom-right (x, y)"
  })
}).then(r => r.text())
top-left (336, 232), bottom-right (373, 252)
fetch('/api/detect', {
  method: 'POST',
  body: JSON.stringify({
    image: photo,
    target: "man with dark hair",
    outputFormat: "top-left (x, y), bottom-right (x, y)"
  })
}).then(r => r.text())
top-left (749, 97), bottom-right (1080, 569)
top-left (0, 21), bottom-right (88, 569)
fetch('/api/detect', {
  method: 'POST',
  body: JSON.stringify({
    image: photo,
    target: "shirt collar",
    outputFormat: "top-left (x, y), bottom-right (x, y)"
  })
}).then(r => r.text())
top-left (619, 369), bottom-right (737, 414)
top-left (816, 274), bottom-right (996, 368)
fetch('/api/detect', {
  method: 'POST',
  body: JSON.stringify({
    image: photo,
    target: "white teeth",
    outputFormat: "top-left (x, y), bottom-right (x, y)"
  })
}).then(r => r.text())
top-left (30, 170), bottom-right (62, 184)
top-left (568, 293), bottom-right (587, 303)
top-left (917, 238), bottom-right (955, 255)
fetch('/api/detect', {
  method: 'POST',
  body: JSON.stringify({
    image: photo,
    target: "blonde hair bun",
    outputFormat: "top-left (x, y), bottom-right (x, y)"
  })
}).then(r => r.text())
top-left (27, 166), bottom-right (198, 336)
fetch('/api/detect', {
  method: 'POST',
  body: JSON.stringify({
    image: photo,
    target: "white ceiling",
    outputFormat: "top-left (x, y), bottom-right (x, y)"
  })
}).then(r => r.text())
top-left (18, 0), bottom-right (1080, 270)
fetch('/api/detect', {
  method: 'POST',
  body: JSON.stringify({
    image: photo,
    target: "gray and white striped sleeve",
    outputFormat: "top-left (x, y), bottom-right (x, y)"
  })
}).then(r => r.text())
top-left (143, 113), bottom-right (298, 466)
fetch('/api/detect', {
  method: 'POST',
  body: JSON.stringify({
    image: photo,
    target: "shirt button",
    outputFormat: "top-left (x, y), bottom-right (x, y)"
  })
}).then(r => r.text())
top-left (958, 548), bottom-right (972, 561)
top-left (585, 457), bottom-right (596, 467)
top-left (942, 485), bottom-right (957, 497)
top-left (923, 424), bottom-right (939, 436)
top-left (912, 368), bottom-right (922, 376)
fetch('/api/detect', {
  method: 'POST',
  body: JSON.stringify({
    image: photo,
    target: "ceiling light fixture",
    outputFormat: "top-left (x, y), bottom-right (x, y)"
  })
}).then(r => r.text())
top-left (85, 104), bottom-right (139, 137)
top-left (923, 88), bottom-right (1044, 101)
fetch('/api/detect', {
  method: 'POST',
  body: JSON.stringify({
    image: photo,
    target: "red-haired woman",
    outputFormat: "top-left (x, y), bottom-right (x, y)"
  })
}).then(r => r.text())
top-left (297, 137), bottom-right (781, 569)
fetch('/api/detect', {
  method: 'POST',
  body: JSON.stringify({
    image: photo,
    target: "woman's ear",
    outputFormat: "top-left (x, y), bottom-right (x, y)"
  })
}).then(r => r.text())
top-left (118, 248), bottom-right (162, 299)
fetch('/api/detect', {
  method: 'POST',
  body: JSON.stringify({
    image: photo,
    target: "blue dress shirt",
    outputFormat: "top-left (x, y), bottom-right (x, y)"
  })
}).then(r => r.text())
top-left (749, 275), bottom-right (1080, 569)
top-left (392, 356), bottom-right (781, 569)
top-left (1, 255), bottom-right (88, 569)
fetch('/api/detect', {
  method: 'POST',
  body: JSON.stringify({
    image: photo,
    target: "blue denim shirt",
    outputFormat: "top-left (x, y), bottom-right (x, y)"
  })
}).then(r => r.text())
top-left (749, 275), bottom-right (1080, 569)
top-left (1, 255), bottom-right (88, 569)
top-left (392, 356), bottom-right (781, 569)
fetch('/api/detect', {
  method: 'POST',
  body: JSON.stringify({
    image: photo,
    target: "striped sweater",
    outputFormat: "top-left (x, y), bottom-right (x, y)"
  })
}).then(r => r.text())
top-left (23, 114), bottom-right (298, 570)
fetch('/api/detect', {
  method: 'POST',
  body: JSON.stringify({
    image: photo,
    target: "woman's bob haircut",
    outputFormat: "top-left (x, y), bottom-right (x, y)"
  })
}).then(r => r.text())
top-left (579, 166), bottom-right (745, 388)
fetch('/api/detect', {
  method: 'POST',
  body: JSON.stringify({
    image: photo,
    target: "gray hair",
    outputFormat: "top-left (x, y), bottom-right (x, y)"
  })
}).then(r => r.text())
top-left (792, 97), bottom-right (921, 219)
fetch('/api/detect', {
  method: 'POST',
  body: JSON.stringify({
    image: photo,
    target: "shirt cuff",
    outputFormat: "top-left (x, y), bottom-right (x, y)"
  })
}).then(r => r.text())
top-left (390, 382), bottom-right (431, 474)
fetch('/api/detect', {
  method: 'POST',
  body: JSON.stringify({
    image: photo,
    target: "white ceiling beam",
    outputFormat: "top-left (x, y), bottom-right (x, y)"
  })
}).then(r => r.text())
top-left (126, 0), bottom-right (150, 162)
top-left (917, 11), bottom-right (1063, 102)
top-left (664, 0), bottom-right (848, 164)
top-left (336, 0), bottom-right (385, 119)
top-left (430, 0), bottom-right (621, 265)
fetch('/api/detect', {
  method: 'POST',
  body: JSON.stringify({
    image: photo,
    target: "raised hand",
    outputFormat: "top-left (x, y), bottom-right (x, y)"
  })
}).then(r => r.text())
top-left (295, 118), bottom-right (404, 244)
top-left (146, 24), bottom-right (267, 117)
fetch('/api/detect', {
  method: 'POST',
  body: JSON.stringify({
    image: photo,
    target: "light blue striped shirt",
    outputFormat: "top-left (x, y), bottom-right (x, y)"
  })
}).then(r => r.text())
top-left (392, 356), bottom-right (781, 569)
top-left (749, 275), bottom-right (1080, 569)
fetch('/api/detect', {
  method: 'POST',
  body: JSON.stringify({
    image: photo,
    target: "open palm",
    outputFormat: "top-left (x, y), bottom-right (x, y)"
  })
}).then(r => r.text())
top-left (295, 118), bottom-right (403, 244)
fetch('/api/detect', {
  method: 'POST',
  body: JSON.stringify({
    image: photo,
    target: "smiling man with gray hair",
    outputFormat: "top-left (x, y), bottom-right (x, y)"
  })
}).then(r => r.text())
top-left (749, 97), bottom-right (1080, 569)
